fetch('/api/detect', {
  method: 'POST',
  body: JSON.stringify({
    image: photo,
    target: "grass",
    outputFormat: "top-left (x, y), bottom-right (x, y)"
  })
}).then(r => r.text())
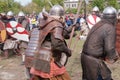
top-left (0, 31), bottom-right (120, 80)
top-left (66, 33), bottom-right (85, 80)
top-left (65, 31), bottom-right (120, 80)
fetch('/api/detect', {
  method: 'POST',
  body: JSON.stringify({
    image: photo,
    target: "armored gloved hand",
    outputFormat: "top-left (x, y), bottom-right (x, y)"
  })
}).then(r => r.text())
top-left (66, 49), bottom-right (72, 57)
top-left (105, 53), bottom-right (119, 64)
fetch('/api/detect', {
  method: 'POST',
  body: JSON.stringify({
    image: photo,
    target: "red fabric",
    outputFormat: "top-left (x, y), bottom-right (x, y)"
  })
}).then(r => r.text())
top-left (30, 60), bottom-right (66, 78)
top-left (116, 20), bottom-right (120, 56)
top-left (6, 23), bottom-right (14, 35)
top-left (93, 15), bottom-right (97, 23)
top-left (87, 14), bottom-right (97, 25)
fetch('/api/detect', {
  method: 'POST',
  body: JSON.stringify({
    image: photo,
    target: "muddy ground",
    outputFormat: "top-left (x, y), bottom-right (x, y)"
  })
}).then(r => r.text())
top-left (0, 40), bottom-right (120, 80)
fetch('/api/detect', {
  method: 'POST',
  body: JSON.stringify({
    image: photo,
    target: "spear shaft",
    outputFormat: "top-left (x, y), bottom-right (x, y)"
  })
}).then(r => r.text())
top-left (68, 0), bottom-right (83, 49)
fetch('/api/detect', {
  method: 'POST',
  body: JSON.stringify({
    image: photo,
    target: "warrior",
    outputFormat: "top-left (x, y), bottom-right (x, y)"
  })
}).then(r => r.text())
top-left (86, 6), bottom-right (101, 29)
top-left (18, 11), bottom-right (30, 31)
top-left (17, 11), bottom-right (30, 65)
top-left (0, 13), bottom-right (7, 59)
top-left (79, 18), bottom-right (89, 40)
top-left (24, 11), bottom-right (48, 80)
top-left (6, 11), bottom-right (16, 21)
top-left (92, 6), bottom-right (100, 17)
top-left (81, 6), bottom-right (119, 80)
top-left (1, 11), bottom-right (16, 58)
top-left (25, 5), bottom-right (71, 80)
top-left (0, 13), bottom-right (8, 24)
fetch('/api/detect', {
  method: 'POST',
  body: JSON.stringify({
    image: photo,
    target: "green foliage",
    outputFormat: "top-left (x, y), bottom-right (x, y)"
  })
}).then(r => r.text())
top-left (91, 0), bottom-right (105, 11)
top-left (0, 1), bottom-right (8, 12)
top-left (66, 8), bottom-right (77, 14)
top-left (32, 0), bottom-right (52, 12)
top-left (0, 0), bottom-right (21, 14)
top-left (22, 2), bottom-right (40, 14)
top-left (0, 0), bottom-right (119, 15)
top-left (106, 0), bottom-right (119, 9)
top-left (50, 0), bottom-right (64, 6)
top-left (32, 0), bottom-right (64, 12)
top-left (11, 2), bottom-right (22, 14)
top-left (91, 0), bottom-right (119, 11)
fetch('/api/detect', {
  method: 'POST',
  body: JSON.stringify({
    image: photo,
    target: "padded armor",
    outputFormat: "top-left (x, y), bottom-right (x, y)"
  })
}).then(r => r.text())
top-left (25, 28), bottom-right (40, 67)
top-left (52, 25), bottom-right (64, 41)
top-left (25, 28), bottom-right (39, 57)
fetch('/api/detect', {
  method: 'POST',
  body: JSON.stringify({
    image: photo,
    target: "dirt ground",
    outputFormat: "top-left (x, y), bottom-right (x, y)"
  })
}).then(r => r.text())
top-left (0, 55), bottom-right (27, 80)
top-left (0, 40), bottom-right (120, 80)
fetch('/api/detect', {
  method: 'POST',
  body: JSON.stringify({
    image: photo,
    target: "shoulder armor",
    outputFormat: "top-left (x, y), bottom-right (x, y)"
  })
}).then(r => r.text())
top-left (51, 21), bottom-right (64, 41)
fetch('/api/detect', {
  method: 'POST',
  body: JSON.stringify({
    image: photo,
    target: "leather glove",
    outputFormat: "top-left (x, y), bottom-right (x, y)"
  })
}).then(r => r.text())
top-left (66, 49), bottom-right (72, 57)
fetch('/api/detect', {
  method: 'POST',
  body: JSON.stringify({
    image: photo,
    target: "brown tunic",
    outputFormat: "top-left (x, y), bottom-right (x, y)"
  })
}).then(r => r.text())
top-left (81, 19), bottom-right (118, 80)
top-left (25, 16), bottom-right (71, 70)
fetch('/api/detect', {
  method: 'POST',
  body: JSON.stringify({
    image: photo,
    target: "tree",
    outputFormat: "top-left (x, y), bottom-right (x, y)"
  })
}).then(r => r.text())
top-left (12, 2), bottom-right (22, 14)
top-left (91, 0), bottom-right (105, 11)
top-left (66, 8), bottom-right (77, 14)
top-left (32, 0), bottom-right (64, 12)
top-left (22, 2), bottom-right (40, 14)
top-left (50, 0), bottom-right (64, 6)
top-left (106, 0), bottom-right (119, 9)
top-left (91, 0), bottom-right (119, 12)
top-left (32, 0), bottom-right (51, 11)
top-left (0, 0), bottom-right (22, 14)
top-left (0, 1), bottom-right (8, 12)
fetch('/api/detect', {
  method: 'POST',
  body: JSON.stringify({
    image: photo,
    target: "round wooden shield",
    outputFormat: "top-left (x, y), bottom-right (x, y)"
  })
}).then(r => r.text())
top-left (6, 21), bottom-right (29, 42)
top-left (0, 20), bottom-right (6, 42)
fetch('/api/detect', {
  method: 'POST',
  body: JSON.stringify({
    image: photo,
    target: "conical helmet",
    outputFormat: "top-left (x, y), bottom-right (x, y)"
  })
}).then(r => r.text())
top-left (7, 11), bottom-right (13, 16)
top-left (92, 6), bottom-right (99, 12)
top-left (49, 5), bottom-right (64, 16)
top-left (18, 11), bottom-right (25, 16)
top-left (103, 6), bottom-right (117, 19)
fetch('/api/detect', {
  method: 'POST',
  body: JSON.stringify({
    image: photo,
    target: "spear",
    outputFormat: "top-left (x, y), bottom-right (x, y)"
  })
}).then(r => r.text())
top-left (47, 0), bottom-right (53, 7)
top-left (68, 0), bottom-right (83, 49)
top-left (71, 0), bottom-right (89, 53)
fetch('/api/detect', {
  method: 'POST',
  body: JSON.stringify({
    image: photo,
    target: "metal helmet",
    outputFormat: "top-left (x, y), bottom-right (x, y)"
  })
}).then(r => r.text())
top-left (103, 6), bottom-right (117, 19)
top-left (7, 11), bottom-right (13, 16)
top-left (49, 5), bottom-right (64, 16)
top-left (92, 6), bottom-right (99, 12)
top-left (18, 11), bottom-right (25, 16)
